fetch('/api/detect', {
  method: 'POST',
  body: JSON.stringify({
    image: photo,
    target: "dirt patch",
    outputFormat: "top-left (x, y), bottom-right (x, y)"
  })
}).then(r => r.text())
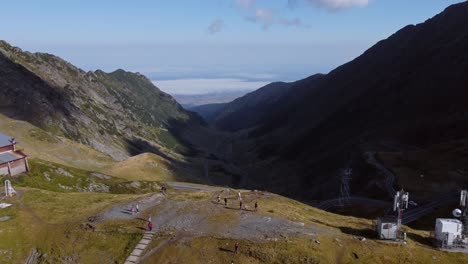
top-left (149, 198), bottom-right (323, 242)
top-left (96, 193), bottom-right (165, 221)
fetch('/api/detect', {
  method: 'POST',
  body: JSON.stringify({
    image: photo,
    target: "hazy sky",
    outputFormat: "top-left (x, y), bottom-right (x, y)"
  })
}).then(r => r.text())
top-left (0, 0), bottom-right (463, 95)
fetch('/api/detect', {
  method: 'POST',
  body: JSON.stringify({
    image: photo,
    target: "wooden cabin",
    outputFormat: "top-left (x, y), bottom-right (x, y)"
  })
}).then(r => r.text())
top-left (0, 133), bottom-right (29, 176)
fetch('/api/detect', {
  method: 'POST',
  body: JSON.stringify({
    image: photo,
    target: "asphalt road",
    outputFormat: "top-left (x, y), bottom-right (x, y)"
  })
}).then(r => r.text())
top-left (318, 152), bottom-right (459, 224)
top-left (167, 181), bottom-right (225, 192)
top-left (317, 196), bottom-right (391, 210)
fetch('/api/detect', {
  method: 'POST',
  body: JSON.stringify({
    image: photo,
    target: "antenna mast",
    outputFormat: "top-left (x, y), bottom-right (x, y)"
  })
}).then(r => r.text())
top-left (460, 190), bottom-right (468, 237)
top-left (394, 189), bottom-right (409, 228)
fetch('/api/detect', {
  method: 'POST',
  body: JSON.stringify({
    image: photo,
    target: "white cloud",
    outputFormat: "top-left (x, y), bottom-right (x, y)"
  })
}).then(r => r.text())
top-left (153, 78), bottom-right (269, 95)
top-left (307, 0), bottom-right (369, 10)
top-left (247, 8), bottom-right (304, 30)
top-left (208, 19), bottom-right (224, 34)
top-left (234, 0), bottom-right (256, 9)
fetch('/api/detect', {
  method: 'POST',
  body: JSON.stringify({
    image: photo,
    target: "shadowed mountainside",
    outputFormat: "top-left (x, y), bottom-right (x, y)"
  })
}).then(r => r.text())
top-left (211, 1), bottom-right (468, 201)
top-left (210, 81), bottom-right (296, 131)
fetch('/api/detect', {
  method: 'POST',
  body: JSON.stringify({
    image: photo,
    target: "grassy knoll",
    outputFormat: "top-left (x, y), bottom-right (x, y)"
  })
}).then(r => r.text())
top-left (0, 114), bottom-right (115, 171)
top-left (0, 188), bottom-right (145, 263)
top-left (103, 153), bottom-right (176, 182)
top-left (143, 233), bottom-right (468, 264)
top-left (2, 159), bottom-right (162, 194)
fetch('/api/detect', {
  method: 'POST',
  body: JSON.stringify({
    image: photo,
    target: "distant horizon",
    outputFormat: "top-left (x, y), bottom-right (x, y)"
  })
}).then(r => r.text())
top-left (1, 0), bottom-right (463, 95)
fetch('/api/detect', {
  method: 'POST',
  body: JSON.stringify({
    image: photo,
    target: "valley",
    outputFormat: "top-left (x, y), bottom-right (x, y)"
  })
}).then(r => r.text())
top-left (0, 1), bottom-right (468, 263)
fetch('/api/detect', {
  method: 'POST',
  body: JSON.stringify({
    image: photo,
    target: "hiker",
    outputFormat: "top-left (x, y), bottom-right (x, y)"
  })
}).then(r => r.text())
top-left (131, 206), bottom-right (135, 215)
top-left (238, 191), bottom-right (242, 201)
top-left (255, 201), bottom-right (258, 211)
top-left (234, 242), bottom-right (239, 254)
top-left (224, 197), bottom-right (228, 206)
top-left (148, 221), bottom-right (154, 231)
top-left (136, 203), bottom-right (140, 214)
top-left (239, 200), bottom-right (243, 210)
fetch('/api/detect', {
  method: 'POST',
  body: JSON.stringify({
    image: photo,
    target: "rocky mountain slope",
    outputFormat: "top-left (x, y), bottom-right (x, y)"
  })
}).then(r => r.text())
top-left (220, 1), bottom-right (468, 200)
top-left (0, 41), bottom-right (202, 160)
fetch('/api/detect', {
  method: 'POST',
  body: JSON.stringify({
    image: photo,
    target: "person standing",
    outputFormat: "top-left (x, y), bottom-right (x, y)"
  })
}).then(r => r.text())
top-left (234, 242), bottom-right (239, 254)
top-left (136, 203), bottom-right (140, 214)
top-left (148, 221), bottom-right (154, 231)
top-left (238, 191), bottom-right (242, 201)
top-left (131, 206), bottom-right (135, 216)
top-left (255, 201), bottom-right (258, 212)
top-left (224, 197), bottom-right (228, 206)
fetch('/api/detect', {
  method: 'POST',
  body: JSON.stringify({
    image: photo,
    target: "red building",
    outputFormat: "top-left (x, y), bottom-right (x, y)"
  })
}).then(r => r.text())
top-left (0, 133), bottom-right (29, 176)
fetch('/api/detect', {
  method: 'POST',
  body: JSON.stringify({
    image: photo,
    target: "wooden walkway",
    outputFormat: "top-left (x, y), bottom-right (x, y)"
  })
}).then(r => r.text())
top-left (124, 231), bottom-right (155, 264)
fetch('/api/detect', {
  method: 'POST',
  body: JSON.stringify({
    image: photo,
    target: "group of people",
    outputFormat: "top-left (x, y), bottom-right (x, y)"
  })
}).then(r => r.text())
top-left (216, 191), bottom-right (258, 211)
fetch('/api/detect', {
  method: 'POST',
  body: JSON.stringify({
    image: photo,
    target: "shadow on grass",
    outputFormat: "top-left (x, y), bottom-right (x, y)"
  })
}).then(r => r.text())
top-left (407, 232), bottom-right (433, 247)
top-left (219, 247), bottom-right (234, 253)
top-left (310, 218), bottom-right (376, 239)
top-left (338, 227), bottom-right (377, 239)
top-left (224, 206), bottom-right (243, 211)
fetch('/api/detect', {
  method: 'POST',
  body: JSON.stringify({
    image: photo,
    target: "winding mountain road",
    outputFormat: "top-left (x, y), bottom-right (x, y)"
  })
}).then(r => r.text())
top-left (318, 152), bottom-right (459, 225)
top-left (366, 151), bottom-right (396, 198)
top-left (402, 192), bottom-right (458, 224)
top-left (167, 181), bottom-right (225, 192)
top-left (317, 196), bottom-right (391, 210)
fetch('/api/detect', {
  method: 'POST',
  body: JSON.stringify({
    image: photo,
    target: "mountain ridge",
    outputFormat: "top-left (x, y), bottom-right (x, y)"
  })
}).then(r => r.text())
top-left (0, 40), bottom-right (202, 160)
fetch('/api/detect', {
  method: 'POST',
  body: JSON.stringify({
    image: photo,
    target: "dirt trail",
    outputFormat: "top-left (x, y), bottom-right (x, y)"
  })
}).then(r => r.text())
top-left (97, 193), bottom-right (165, 222)
top-left (149, 198), bottom-right (324, 241)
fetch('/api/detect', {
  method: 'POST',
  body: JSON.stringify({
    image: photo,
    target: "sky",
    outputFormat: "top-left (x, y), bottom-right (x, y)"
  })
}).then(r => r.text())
top-left (0, 0), bottom-right (464, 95)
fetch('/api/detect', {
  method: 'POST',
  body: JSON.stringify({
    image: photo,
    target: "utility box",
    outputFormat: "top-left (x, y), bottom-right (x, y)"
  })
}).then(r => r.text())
top-left (377, 216), bottom-right (398, 240)
top-left (434, 218), bottom-right (463, 247)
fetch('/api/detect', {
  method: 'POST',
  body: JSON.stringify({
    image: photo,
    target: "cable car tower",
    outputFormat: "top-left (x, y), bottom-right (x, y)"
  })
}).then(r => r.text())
top-left (394, 189), bottom-right (409, 228)
top-left (459, 190), bottom-right (468, 237)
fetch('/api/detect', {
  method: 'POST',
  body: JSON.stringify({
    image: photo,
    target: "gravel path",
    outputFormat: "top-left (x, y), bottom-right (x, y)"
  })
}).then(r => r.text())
top-left (149, 198), bottom-right (325, 241)
top-left (97, 193), bottom-right (165, 221)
